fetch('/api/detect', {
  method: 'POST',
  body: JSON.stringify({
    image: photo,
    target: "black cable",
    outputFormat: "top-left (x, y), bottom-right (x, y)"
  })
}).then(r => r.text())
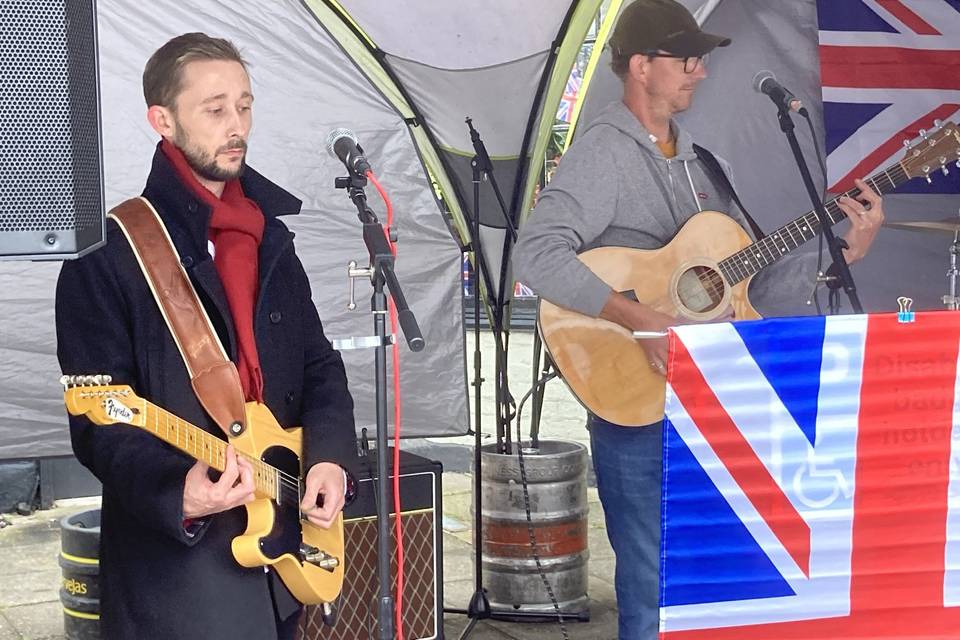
top-left (800, 107), bottom-right (829, 315)
top-left (799, 108), bottom-right (829, 188)
top-left (360, 432), bottom-right (383, 637)
top-left (514, 372), bottom-right (570, 640)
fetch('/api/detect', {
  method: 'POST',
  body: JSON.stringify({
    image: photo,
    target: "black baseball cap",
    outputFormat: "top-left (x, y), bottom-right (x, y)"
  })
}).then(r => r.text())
top-left (610, 0), bottom-right (731, 58)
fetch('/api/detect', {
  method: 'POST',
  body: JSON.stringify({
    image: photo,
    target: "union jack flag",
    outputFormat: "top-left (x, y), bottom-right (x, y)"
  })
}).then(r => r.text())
top-left (659, 312), bottom-right (960, 639)
top-left (556, 66), bottom-right (581, 124)
top-left (817, 0), bottom-right (960, 194)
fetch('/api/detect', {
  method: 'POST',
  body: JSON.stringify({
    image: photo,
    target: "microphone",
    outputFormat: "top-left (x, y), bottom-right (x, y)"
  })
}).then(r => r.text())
top-left (325, 128), bottom-right (372, 176)
top-left (752, 71), bottom-right (802, 112)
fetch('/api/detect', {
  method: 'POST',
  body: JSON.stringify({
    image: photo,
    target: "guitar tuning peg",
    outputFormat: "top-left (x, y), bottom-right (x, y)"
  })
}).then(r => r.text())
top-left (903, 139), bottom-right (911, 147)
top-left (920, 128), bottom-right (928, 138)
top-left (934, 119), bottom-right (943, 128)
top-left (103, 375), bottom-right (112, 385)
top-left (927, 175), bottom-right (934, 184)
top-left (944, 166), bottom-right (950, 176)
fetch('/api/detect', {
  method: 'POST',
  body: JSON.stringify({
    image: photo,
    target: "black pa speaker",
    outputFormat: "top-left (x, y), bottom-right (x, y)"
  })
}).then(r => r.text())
top-left (300, 449), bottom-right (444, 640)
top-left (0, 0), bottom-right (105, 260)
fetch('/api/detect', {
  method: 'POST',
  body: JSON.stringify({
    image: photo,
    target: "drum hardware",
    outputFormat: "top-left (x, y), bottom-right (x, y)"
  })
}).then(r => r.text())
top-left (884, 212), bottom-right (960, 310)
top-left (946, 234), bottom-right (959, 311)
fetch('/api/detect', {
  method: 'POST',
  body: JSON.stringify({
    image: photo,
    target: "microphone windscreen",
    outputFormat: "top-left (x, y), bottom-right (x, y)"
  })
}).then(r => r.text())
top-left (752, 70), bottom-right (775, 94)
top-left (325, 128), bottom-right (356, 158)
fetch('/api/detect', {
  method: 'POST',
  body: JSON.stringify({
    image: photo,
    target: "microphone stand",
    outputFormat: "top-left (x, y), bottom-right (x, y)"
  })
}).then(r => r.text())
top-left (775, 105), bottom-right (863, 314)
top-left (335, 171), bottom-right (424, 640)
top-left (446, 120), bottom-right (586, 640)
top-left (465, 117), bottom-right (516, 455)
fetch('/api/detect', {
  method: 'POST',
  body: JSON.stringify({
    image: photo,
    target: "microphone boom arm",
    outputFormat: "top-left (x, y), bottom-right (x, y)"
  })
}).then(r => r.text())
top-left (336, 174), bottom-right (425, 352)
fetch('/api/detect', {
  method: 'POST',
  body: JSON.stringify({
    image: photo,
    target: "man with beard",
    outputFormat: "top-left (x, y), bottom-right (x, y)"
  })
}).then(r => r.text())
top-left (55, 33), bottom-right (357, 640)
top-left (514, 1), bottom-right (884, 637)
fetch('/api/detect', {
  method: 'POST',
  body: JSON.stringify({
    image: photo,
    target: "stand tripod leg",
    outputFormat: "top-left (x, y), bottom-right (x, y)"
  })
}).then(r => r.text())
top-left (457, 616), bottom-right (481, 640)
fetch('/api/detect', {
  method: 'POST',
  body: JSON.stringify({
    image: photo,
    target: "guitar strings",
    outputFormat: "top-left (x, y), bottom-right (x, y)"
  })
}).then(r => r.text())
top-left (706, 163), bottom-right (908, 293)
top-left (154, 406), bottom-right (305, 500)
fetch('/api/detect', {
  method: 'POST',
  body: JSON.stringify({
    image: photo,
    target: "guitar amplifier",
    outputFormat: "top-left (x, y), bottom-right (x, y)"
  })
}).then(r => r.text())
top-left (299, 449), bottom-right (443, 640)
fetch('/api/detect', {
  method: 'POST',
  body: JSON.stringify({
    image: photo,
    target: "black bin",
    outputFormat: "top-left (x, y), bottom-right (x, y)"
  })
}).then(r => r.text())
top-left (59, 509), bottom-right (100, 640)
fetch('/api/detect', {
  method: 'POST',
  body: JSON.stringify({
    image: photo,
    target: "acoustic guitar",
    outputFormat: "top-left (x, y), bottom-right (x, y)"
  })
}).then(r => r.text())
top-left (61, 374), bottom-right (345, 606)
top-left (538, 120), bottom-right (960, 426)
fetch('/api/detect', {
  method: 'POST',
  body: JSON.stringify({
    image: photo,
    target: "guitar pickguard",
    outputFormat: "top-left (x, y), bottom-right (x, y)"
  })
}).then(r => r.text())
top-left (258, 445), bottom-right (302, 562)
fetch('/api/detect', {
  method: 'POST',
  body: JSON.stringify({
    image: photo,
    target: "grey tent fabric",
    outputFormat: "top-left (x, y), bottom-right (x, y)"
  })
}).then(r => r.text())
top-left (7, 0), bottom-right (953, 460)
top-left (572, 0), bottom-right (959, 313)
top-left (0, 0), bottom-right (469, 459)
top-left (335, 1), bottom-right (582, 233)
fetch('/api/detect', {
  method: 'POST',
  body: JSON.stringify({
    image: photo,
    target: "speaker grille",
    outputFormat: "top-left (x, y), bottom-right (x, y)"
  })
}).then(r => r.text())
top-left (0, 0), bottom-right (102, 235)
top-left (300, 512), bottom-right (439, 640)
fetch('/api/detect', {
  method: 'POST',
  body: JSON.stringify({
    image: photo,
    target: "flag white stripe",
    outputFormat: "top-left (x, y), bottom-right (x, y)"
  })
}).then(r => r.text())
top-left (661, 317), bottom-right (867, 631)
top-left (942, 342), bottom-right (960, 607)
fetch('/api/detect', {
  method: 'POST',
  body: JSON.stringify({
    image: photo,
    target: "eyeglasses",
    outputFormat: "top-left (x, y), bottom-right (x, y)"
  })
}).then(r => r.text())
top-left (640, 50), bottom-right (709, 74)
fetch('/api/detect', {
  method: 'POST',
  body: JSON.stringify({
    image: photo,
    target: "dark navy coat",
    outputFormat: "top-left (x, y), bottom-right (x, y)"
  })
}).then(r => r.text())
top-left (55, 147), bottom-right (358, 639)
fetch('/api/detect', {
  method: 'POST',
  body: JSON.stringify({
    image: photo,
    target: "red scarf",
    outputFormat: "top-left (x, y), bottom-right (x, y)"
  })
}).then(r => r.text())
top-left (161, 139), bottom-right (265, 403)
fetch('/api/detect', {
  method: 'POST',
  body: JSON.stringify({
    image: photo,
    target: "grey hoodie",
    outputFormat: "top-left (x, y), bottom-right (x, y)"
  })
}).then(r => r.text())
top-left (513, 99), bottom-right (820, 318)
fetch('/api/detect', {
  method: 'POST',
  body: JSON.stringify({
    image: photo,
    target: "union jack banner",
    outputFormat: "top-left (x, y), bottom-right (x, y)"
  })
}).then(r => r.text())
top-left (556, 66), bottom-right (581, 124)
top-left (817, 0), bottom-right (960, 194)
top-left (660, 312), bottom-right (960, 639)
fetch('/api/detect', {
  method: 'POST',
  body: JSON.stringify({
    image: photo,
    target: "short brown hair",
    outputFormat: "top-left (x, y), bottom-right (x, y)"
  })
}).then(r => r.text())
top-left (609, 45), bottom-right (632, 81)
top-left (142, 33), bottom-right (247, 109)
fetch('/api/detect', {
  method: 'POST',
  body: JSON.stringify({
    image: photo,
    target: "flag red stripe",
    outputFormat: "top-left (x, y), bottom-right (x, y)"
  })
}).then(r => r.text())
top-left (876, 0), bottom-right (942, 35)
top-left (669, 337), bottom-right (811, 576)
top-left (827, 103), bottom-right (960, 193)
top-left (662, 312), bottom-right (960, 639)
top-left (662, 606), bottom-right (960, 638)
top-left (849, 313), bottom-right (960, 612)
top-left (820, 46), bottom-right (960, 90)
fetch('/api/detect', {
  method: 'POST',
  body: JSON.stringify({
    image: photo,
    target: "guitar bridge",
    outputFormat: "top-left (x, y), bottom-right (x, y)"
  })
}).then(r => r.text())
top-left (299, 544), bottom-right (340, 571)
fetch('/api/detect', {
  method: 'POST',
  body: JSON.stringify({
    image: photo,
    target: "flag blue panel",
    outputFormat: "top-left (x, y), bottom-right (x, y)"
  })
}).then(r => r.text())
top-left (661, 420), bottom-right (796, 607)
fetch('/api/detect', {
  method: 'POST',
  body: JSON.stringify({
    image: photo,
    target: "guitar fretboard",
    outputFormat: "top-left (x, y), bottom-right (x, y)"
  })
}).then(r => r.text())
top-left (138, 401), bottom-right (302, 508)
top-left (717, 160), bottom-right (909, 286)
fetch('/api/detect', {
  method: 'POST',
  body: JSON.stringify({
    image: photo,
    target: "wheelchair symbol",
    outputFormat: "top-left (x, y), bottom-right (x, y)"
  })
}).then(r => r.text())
top-left (792, 456), bottom-right (853, 509)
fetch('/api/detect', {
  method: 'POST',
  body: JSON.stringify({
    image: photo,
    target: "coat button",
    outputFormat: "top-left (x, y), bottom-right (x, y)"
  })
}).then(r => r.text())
top-left (285, 391), bottom-right (295, 404)
top-left (269, 311), bottom-right (282, 324)
top-left (181, 256), bottom-right (194, 268)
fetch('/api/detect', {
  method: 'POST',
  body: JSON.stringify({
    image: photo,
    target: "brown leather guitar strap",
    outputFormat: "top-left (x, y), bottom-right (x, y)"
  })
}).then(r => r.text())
top-left (109, 197), bottom-right (247, 437)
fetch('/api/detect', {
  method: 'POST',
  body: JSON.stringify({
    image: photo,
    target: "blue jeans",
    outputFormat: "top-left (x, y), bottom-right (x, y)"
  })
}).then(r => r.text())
top-left (590, 417), bottom-right (663, 640)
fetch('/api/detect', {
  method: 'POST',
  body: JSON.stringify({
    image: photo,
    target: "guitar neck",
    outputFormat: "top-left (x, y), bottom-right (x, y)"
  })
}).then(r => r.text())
top-left (718, 159), bottom-right (910, 285)
top-left (138, 401), bottom-right (288, 503)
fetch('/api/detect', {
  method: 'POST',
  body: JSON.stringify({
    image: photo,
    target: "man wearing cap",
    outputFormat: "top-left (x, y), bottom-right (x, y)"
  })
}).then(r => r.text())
top-left (513, 0), bottom-right (883, 637)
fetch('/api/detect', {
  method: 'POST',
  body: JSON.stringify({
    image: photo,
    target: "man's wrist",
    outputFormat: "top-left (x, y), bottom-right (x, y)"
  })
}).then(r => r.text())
top-left (343, 468), bottom-right (357, 503)
top-left (182, 517), bottom-right (206, 537)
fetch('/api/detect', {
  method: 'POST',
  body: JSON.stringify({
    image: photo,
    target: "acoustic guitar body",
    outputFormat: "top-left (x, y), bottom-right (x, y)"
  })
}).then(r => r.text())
top-left (537, 211), bottom-right (760, 427)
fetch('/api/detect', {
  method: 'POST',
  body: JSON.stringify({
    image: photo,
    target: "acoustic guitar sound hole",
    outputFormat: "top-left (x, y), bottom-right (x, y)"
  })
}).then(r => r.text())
top-left (676, 265), bottom-right (725, 314)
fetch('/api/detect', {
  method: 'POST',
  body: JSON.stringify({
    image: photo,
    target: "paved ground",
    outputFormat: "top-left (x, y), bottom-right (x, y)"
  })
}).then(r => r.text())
top-left (0, 331), bottom-right (620, 639)
top-left (0, 476), bottom-right (617, 640)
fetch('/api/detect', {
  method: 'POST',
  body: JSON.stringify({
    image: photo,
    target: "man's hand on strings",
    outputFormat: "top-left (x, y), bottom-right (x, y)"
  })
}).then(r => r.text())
top-left (300, 462), bottom-right (346, 529)
top-left (838, 177), bottom-right (884, 263)
top-left (600, 291), bottom-right (737, 375)
top-left (182, 444), bottom-right (255, 519)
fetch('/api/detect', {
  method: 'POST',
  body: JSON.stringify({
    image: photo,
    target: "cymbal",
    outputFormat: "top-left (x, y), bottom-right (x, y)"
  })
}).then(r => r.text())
top-left (884, 218), bottom-right (960, 234)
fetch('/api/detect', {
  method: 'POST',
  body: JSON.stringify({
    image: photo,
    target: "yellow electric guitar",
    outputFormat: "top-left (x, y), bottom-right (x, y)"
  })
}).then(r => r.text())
top-left (61, 374), bottom-right (344, 606)
top-left (538, 120), bottom-right (960, 427)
